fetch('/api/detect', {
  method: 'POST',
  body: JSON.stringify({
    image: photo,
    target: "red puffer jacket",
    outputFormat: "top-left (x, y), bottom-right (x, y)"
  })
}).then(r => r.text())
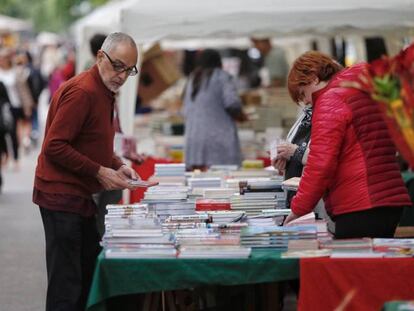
top-left (291, 63), bottom-right (411, 217)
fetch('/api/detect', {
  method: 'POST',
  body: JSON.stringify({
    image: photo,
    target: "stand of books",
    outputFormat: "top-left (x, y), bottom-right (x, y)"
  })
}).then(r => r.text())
top-left (102, 165), bottom-right (414, 261)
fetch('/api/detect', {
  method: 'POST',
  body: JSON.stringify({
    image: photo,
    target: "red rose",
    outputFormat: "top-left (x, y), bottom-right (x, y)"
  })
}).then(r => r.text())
top-left (394, 43), bottom-right (414, 74)
top-left (369, 57), bottom-right (391, 77)
top-left (402, 44), bottom-right (414, 73)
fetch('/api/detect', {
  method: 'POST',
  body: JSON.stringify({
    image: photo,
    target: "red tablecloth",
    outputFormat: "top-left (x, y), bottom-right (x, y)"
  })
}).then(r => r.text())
top-left (299, 257), bottom-right (414, 311)
top-left (130, 157), bottom-right (176, 203)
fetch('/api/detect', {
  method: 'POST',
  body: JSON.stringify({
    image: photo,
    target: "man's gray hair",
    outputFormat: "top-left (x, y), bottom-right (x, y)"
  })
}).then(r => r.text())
top-left (101, 32), bottom-right (136, 53)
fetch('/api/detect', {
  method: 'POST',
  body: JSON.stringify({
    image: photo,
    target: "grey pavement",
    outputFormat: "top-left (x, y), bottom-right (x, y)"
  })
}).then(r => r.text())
top-left (0, 148), bottom-right (46, 311)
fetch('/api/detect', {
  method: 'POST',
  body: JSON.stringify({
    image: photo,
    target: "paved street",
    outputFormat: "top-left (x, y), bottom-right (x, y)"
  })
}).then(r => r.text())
top-left (0, 148), bottom-right (46, 311)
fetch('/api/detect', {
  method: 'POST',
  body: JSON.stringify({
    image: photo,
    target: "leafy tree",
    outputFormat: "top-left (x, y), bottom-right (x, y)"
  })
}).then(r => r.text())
top-left (0, 0), bottom-right (109, 32)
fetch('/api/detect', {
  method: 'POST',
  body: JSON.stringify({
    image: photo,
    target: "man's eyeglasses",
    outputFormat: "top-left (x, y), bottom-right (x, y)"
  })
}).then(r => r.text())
top-left (102, 50), bottom-right (138, 76)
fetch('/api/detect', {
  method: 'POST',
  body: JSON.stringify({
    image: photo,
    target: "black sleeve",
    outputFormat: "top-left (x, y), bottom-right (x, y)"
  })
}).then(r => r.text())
top-left (291, 143), bottom-right (307, 163)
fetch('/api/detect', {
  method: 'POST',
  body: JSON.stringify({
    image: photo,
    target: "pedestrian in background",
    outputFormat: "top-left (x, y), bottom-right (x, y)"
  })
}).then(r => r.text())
top-left (182, 49), bottom-right (246, 170)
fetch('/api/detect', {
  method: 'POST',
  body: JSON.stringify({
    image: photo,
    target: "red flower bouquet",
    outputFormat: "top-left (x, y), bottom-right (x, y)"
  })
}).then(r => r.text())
top-left (352, 43), bottom-right (414, 167)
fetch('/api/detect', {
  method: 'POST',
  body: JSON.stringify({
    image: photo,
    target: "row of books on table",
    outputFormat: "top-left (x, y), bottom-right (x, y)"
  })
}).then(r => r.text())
top-left (281, 238), bottom-right (414, 258)
top-left (105, 171), bottom-right (295, 259)
top-left (103, 209), bottom-right (318, 259)
top-left (103, 164), bottom-right (414, 260)
top-left (104, 201), bottom-right (414, 259)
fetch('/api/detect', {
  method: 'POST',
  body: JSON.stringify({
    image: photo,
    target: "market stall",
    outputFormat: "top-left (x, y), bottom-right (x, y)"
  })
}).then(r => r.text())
top-left (72, 0), bottom-right (414, 136)
top-left (72, 4), bottom-right (414, 308)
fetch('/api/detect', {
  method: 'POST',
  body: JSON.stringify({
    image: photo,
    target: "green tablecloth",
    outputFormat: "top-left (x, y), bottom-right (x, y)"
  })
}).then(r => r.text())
top-left (86, 250), bottom-right (299, 311)
top-left (382, 300), bottom-right (414, 311)
top-left (402, 172), bottom-right (414, 184)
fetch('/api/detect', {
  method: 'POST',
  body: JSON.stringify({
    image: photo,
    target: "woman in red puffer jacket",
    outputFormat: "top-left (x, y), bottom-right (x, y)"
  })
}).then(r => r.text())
top-left (283, 51), bottom-right (411, 239)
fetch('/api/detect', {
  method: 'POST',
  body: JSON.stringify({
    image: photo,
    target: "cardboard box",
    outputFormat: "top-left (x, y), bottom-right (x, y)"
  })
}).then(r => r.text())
top-left (138, 43), bottom-right (181, 104)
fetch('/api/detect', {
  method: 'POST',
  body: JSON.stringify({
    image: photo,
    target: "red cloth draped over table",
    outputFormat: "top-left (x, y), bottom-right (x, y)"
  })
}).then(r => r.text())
top-left (130, 157), bottom-right (175, 203)
top-left (298, 257), bottom-right (414, 311)
top-left (257, 157), bottom-right (271, 168)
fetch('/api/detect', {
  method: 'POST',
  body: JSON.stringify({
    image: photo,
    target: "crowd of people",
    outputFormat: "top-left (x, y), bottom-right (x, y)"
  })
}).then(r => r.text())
top-left (0, 41), bottom-right (75, 192)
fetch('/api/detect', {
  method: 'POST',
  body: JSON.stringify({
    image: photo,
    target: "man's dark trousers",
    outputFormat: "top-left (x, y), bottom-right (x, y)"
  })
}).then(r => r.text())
top-left (39, 207), bottom-right (101, 311)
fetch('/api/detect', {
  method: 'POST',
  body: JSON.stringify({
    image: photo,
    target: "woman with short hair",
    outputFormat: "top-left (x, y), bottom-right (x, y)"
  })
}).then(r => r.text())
top-left (284, 51), bottom-right (411, 239)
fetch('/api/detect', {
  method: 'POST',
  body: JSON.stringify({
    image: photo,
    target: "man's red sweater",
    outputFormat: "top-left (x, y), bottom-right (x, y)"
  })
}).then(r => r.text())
top-left (34, 65), bottom-right (123, 199)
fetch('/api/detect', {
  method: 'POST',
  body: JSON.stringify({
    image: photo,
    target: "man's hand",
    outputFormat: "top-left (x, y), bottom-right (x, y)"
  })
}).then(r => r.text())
top-left (117, 164), bottom-right (140, 181)
top-left (123, 151), bottom-right (146, 165)
top-left (283, 212), bottom-right (300, 225)
top-left (96, 166), bottom-right (138, 191)
top-left (277, 143), bottom-right (298, 160)
top-left (272, 158), bottom-right (286, 175)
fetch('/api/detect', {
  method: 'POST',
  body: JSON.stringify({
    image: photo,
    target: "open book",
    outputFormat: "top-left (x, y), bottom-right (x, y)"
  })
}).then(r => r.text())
top-left (128, 180), bottom-right (159, 187)
top-left (285, 212), bottom-right (315, 226)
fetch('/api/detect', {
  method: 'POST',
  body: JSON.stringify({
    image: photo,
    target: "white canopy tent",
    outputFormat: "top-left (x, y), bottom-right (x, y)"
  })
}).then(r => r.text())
top-left (73, 0), bottom-right (414, 135)
top-left (72, 0), bottom-right (136, 72)
top-left (0, 14), bottom-right (32, 33)
top-left (121, 0), bottom-right (414, 41)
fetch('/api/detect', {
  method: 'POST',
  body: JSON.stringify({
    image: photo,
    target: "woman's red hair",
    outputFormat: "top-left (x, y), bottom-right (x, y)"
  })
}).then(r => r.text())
top-left (288, 51), bottom-right (343, 103)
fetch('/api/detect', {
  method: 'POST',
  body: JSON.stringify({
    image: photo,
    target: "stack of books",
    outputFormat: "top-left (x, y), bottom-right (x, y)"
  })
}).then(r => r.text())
top-left (207, 222), bottom-right (249, 235)
top-left (240, 178), bottom-right (284, 191)
top-left (240, 178), bottom-right (285, 200)
top-left (230, 194), bottom-right (285, 216)
top-left (240, 225), bottom-right (318, 249)
top-left (188, 177), bottom-right (222, 189)
top-left (143, 185), bottom-right (189, 202)
top-left (227, 178), bottom-right (286, 216)
top-left (281, 249), bottom-right (331, 258)
top-left (225, 173), bottom-right (276, 188)
top-left (153, 201), bottom-right (195, 222)
top-left (285, 212), bottom-right (331, 242)
top-left (195, 198), bottom-right (231, 211)
top-left (175, 228), bottom-right (251, 259)
top-left (247, 209), bottom-right (290, 227)
top-left (320, 238), bottom-right (376, 258)
top-left (372, 238), bottom-right (414, 257)
top-left (287, 239), bottom-right (319, 251)
top-left (203, 188), bottom-right (236, 199)
top-left (178, 245), bottom-right (251, 259)
top-left (162, 214), bottom-right (211, 233)
top-left (281, 239), bottom-right (331, 258)
top-left (151, 163), bottom-right (186, 185)
top-left (105, 204), bottom-right (149, 224)
top-left (204, 210), bottom-right (245, 224)
top-left (103, 204), bottom-right (177, 259)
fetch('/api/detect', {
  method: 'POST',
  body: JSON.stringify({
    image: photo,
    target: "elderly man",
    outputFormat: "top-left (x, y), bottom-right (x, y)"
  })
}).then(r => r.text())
top-left (33, 32), bottom-right (140, 311)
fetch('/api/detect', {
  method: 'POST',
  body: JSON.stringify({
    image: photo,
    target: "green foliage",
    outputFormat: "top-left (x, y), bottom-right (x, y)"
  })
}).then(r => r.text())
top-left (90, 0), bottom-right (108, 5)
top-left (0, 0), bottom-right (109, 32)
top-left (0, 0), bottom-right (29, 18)
top-left (372, 75), bottom-right (401, 104)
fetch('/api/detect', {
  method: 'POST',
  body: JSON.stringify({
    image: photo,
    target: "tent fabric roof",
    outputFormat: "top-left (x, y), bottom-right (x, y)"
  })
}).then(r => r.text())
top-left (121, 0), bottom-right (414, 42)
top-left (72, 0), bottom-right (135, 45)
top-left (0, 14), bottom-right (32, 33)
top-left (73, 0), bottom-right (414, 44)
